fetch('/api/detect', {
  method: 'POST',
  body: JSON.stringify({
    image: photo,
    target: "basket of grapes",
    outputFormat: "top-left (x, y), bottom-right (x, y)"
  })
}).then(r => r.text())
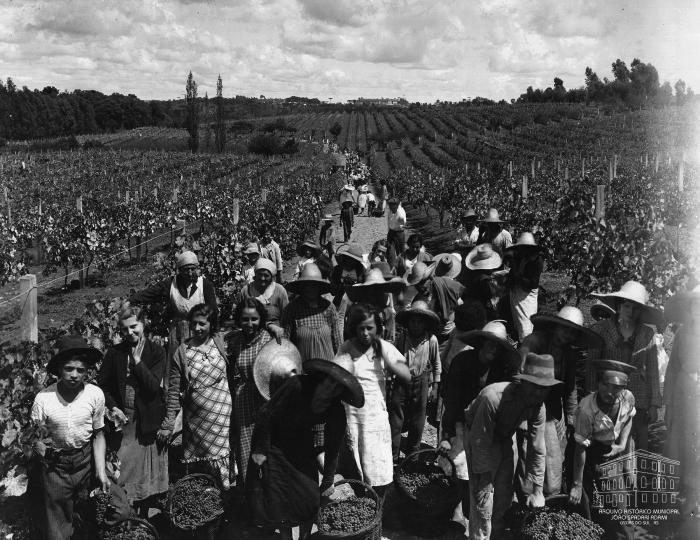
top-left (100, 518), bottom-right (159, 540)
top-left (167, 473), bottom-right (225, 532)
top-left (516, 496), bottom-right (604, 540)
top-left (317, 479), bottom-right (382, 540)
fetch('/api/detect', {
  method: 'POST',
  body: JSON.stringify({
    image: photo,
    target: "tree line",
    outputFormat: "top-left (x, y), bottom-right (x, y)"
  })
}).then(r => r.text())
top-left (518, 58), bottom-right (694, 107)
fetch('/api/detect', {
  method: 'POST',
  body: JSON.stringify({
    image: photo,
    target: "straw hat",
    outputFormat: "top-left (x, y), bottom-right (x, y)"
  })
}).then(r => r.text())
top-left (46, 335), bottom-right (103, 376)
top-left (592, 280), bottom-right (664, 328)
top-left (430, 253), bottom-right (462, 280)
top-left (461, 208), bottom-right (477, 220)
top-left (461, 321), bottom-right (520, 367)
top-left (505, 232), bottom-right (541, 254)
top-left (590, 301), bottom-right (616, 321)
top-left (592, 359), bottom-right (636, 386)
top-left (336, 243), bottom-right (366, 268)
top-left (481, 208), bottom-right (506, 223)
top-left (286, 263), bottom-right (332, 296)
top-left (514, 353), bottom-right (563, 387)
top-left (304, 359), bottom-right (364, 408)
top-left (347, 268), bottom-right (406, 301)
top-left (370, 261), bottom-right (394, 280)
top-left (664, 284), bottom-right (700, 323)
top-left (296, 239), bottom-right (321, 258)
top-left (253, 339), bottom-right (303, 400)
top-left (321, 214), bottom-right (334, 222)
top-left (406, 261), bottom-right (432, 286)
top-left (176, 251), bottom-right (199, 268)
top-left (531, 306), bottom-right (604, 349)
top-left (465, 244), bottom-right (502, 271)
top-left (244, 243), bottom-right (261, 256)
top-left (396, 300), bottom-right (440, 332)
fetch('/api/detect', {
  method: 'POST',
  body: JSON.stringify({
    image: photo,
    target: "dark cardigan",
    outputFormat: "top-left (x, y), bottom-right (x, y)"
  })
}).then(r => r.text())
top-left (97, 339), bottom-right (167, 441)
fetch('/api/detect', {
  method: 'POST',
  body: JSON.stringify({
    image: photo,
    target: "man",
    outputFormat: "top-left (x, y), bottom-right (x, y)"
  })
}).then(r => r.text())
top-left (463, 352), bottom-right (560, 539)
top-left (516, 307), bottom-right (604, 497)
top-left (380, 180), bottom-right (389, 214)
top-left (242, 242), bottom-right (263, 284)
top-left (569, 360), bottom-right (636, 540)
top-left (30, 335), bottom-right (109, 540)
top-left (477, 208), bottom-right (512, 253)
top-left (454, 208), bottom-right (480, 256)
top-left (386, 197), bottom-right (407, 266)
top-left (260, 226), bottom-right (284, 283)
top-left (505, 231), bottom-right (544, 341)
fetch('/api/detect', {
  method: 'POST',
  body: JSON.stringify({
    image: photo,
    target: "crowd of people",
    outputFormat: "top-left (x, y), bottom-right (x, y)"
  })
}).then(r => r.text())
top-left (28, 183), bottom-right (699, 540)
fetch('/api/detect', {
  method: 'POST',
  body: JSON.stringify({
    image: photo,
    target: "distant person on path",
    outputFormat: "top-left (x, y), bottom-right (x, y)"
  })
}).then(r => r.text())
top-left (380, 181), bottom-right (389, 214)
top-left (357, 186), bottom-right (368, 216)
top-left (260, 226), bottom-right (284, 284)
top-left (505, 232), bottom-right (544, 341)
top-left (367, 190), bottom-right (377, 216)
top-left (318, 214), bottom-right (336, 259)
top-left (30, 336), bottom-right (108, 540)
top-left (477, 208), bottom-right (513, 253)
top-left (340, 200), bottom-right (355, 242)
top-left (130, 250), bottom-right (218, 381)
top-left (386, 197), bottom-right (407, 266)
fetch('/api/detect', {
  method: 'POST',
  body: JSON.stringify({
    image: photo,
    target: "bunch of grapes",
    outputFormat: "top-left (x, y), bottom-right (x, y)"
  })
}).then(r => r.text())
top-left (94, 492), bottom-right (113, 526)
top-left (399, 472), bottom-right (452, 505)
top-left (318, 496), bottom-right (377, 534)
top-left (169, 477), bottom-right (224, 528)
top-left (100, 521), bottom-right (156, 540)
top-left (520, 509), bottom-right (604, 540)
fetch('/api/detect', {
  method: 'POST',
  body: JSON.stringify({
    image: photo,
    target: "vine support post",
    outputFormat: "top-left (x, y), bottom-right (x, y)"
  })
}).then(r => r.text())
top-left (76, 195), bottom-right (83, 213)
top-left (655, 152), bottom-right (660, 173)
top-left (521, 175), bottom-right (528, 200)
top-left (613, 154), bottom-right (618, 179)
top-left (508, 161), bottom-right (513, 178)
top-left (20, 274), bottom-right (38, 343)
top-left (595, 185), bottom-right (606, 220)
top-left (581, 158), bottom-right (585, 179)
top-left (678, 152), bottom-right (685, 192)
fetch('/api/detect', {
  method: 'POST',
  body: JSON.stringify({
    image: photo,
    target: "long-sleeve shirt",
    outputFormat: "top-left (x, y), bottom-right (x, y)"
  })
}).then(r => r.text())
top-left (464, 382), bottom-right (545, 486)
top-left (395, 332), bottom-right (441, 383)
top-left (262, 240), bottom-right (284, 273)
top-left (130, 274), bottom-right (218, 325)
top-left (587, 318), bottom-right (661, 409)
top-left (319, 225), bottom-right (336, 249)
top-left (506, 253), bottom-right (544, 292)
top-left (519, 331), bottom-right (578, 426)
top-left (387, 205), bottom-right (406, 232)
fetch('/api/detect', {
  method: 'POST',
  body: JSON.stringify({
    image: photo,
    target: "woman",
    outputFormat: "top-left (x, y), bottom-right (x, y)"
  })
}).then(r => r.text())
top-left (396, 233), bottom-right (433, 279)
top-left (158, 304), bottom-right (232, 488)
top-left (228, 297), bottom-right (274, 485)
top-left (333, 304), bottom-right (410, 495)
top-left (97, 306), bottom-right (168, 513)
top-left (238, 258), bottom-right (289, 342)
top-left (281, 263), bottom-right (342, 362)
top-left (248, 359), bottom-right (364, 540)
top-left (346, 267), bottom-right (405, 341)
top-left (587, 280), bottom-right (663, 451)
top-left (664, 284), bottom-right (700, 520)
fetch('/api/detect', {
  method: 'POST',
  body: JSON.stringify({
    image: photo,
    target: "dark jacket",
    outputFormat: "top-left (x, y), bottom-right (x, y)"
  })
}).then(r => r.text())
top-left (506, 253), bottom-right (544, 291)
top-left (97, 340), bottom-right (167, 440)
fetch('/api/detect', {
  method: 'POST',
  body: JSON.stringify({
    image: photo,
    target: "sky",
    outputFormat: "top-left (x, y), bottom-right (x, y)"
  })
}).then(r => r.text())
top-left (1, 0), bottom-right (699, 103)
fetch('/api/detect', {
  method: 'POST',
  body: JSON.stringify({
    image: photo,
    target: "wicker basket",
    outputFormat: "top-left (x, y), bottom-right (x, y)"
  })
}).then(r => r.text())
top-left (100, 517), bottom-right (159, 539)
top-left (316, 479), bottom-right (382, 540)
top-left (394, 449), bottom-right (461, 537)
top-left (167, 473), bottom-right (224, 532)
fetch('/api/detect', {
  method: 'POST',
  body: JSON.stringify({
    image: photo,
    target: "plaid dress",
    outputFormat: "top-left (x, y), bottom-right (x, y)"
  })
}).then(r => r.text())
top-left (182, 340), bottom-right (232, 488)
top-left (230, 330), bottom-right (273, 483)
top-left (281, 297), bottom-right (342, 362)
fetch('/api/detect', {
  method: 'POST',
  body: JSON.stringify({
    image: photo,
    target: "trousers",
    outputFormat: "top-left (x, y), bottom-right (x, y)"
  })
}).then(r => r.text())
top-left (631, 409), bottom-right (649, 450)
top-left (388, 371), bottom-right (430, 460)
top-left (509, 286), bottom-right (538, 342)
top-left (515, 419), bottom-right (565, 499)
top-left (386, 229), bottom-right (405, 264)
top-left (33, 443), bottom-right (93, 540)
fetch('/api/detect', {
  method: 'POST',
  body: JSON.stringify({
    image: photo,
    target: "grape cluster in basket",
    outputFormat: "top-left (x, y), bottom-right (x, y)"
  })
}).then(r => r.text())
top-left (520, 508), bottom-right (604, 540)
top-left (319, 496), bottom-right (377, 534)
top-left (94, 492), bottom-right (113, 525)
top-left (170, 477), bottom-right (224, 527)
top-left (400, 472), bottom-right (451, 503)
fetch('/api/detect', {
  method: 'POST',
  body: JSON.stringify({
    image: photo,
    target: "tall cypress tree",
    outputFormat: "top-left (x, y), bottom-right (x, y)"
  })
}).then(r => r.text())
top-left (185, 71), bottom-right (199, 152)
top-left (214, 74), bottom-right (226, 153)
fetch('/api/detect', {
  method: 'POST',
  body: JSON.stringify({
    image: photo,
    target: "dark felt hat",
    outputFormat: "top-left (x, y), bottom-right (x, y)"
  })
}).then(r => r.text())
top-left (531, 306), bottom-right (604, 349)
top-left (513, 353), bottom-right (563, 387)
top-left (592, 359), bottom-right (636, 386)
top-left (304, 359), bottom-right (365, 408)
top-left (46, 335), bottom-right (103, 376)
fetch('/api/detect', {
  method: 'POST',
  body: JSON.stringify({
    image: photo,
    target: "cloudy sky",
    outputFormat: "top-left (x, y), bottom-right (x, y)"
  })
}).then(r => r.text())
top-left (1, 0), bottom-right (699, 103)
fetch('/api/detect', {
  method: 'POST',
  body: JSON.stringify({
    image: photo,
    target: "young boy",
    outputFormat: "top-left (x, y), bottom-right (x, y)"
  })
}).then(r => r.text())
top-left (319, 214), bottom-right (336, 259)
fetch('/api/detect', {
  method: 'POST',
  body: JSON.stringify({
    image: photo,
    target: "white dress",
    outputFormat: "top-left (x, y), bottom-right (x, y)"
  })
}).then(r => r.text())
top-left (334, 338), bottom-right (405, 487)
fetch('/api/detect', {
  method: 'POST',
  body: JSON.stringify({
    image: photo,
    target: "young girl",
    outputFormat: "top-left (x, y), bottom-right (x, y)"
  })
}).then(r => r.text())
top-left (389, 300), bottom-right (441, 461)
top-left (293, 240), bottom-right (320, 281)
top-left (333, 304), bottom-right (410, 494)
top-left (158, 304), bottom-right (232, 488)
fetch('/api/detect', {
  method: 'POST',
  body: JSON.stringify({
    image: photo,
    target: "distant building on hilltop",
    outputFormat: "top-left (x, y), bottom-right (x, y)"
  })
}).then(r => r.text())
top-left (347, 97), bottom-right (408, 107)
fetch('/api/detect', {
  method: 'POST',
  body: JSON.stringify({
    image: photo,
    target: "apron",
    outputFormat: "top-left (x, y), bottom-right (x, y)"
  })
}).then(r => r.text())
top-left (167, 276), bottom-right (205, 380)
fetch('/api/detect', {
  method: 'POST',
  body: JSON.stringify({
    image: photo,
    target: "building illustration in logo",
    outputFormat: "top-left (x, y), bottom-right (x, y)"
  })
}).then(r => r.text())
top-left (594, 449), bottom-right (680, 509)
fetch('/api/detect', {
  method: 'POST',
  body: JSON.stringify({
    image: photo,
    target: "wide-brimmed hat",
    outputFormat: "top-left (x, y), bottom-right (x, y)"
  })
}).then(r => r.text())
top-left (321, 214), bottom-right (334, 222)
top-left (505, 232), bottom-right (541, 254)
top-left (176, 250), bottom-right (199, 268)
top-left (592, 359), bottom-right (636, 386)
top-left (430, 253), bottom-right (462, 280)
top-left (461, 321), bottom-right (520, 366)
top-left (592, 280), bottom-right (664, 328)
top-left (342, 184), bottom-right (355, 191)
top-left (286, 263), bottom-right (332, 296)
top-left (304, 359), bottom-right (364, 408)
top-left (481, 208), bottom-right (506, 223)
top-left (336, 243), bottom-right (366, 269)
top-left (531, 306), bottom-right (604, 349)
top-left (253, 339), bottom-right (303, 400)
top-left (664, 284), bottom-right (700, 323)
top-left (465, 244), bottom-right (502, 271)
top-left (461, 208), bottom-right (477, 220)
top-left (514, 353), bottom-right (563, 387)
top-left (396, 300), bottom-right (440, 332)
top-left (244, 243), bottom-right (261, 256)
top-left (347, 268), bottom-right (405, 301)
top-left (46, 335), bottom-right (103, 376)
top-left (296, 239), bottom-right (321, 258)
top-left (406, 261), bottom-right (432, 286)
top-left (370, 261), bottom-right (394, 280)
top-left (590, 301), bottom-right (616, 321)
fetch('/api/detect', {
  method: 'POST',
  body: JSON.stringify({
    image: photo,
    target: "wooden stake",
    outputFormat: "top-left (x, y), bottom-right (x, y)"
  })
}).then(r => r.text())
top-left (20, 274), bottom-right (38, 343)
top-left (76, 195), bottom-right (83, 213)
top-left (595, 185), bottom-right (605, 219)
top-left (232, 198), bottom-right (240, 225)
top-left (522, 175), bottom-right (528, 200)
top-left (679, 152), bottom-right (685, 192)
